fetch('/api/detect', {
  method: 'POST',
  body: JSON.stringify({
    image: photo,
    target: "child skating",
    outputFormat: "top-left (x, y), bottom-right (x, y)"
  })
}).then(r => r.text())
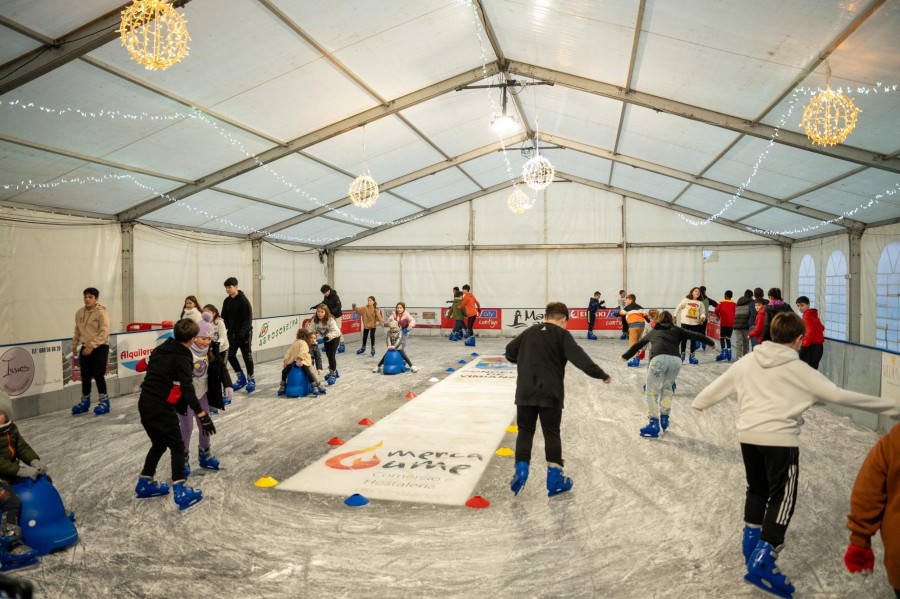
top-left (279, 328), bottom-right (327, 397)
top-left (373, 320), bottom-right (418, 373)
top-left (352, 296), bottom-right (383, 356)
top-left (587, 291), bottom-right (604, 340)
top-left (693, 312), bottom-right (900, 598)
top-left (673, 286), bottom-right (706, 364)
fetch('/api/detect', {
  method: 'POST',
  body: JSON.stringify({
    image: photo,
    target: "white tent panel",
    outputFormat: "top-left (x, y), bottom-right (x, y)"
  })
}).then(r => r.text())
top-left (791, 233), bottom-right (849, 311)
top-left (675, 186), bottom-right (766, 222)
top-left (219, 154), bottom-right (353, 212)
top-left (0, 208), bottom-right (122, 345)
top-left (474, 250), bottom-right (547, 307)
top-left (2, 163), bottom-right (178, 214)
top-left (702, 246), bottom-right (784, 301)
top-left (272, 217), bottom-right (367, 246)
top-left (542, 149), bottom-right (612, 185)
top-left (616, 105), bottom-right (741, 175)
top-left (483, 0), bottom-right (637, 86)
top-left (327, 194), bottom-right (420, 227)
top-left (520, 85), bottom-right (623, 150)
top-left (400, 250), bottom-right (469, 306)
top-left (103, 117), bottom-right (275, 182)
top-left (286, 0), bottom-right (485, 100)
top-left (548, 250), bottom-right (624, 307)
top-left (260, 243), bottom-right (322, 317)
top-left (861, 221), bottom-right (900, 346)
top-left (143, 189), bottom-right (298, 235)
top-left (2, 0), bottom-right (123, 39)
top-left (0, 142), bottom-right (91, 202)
top-left (303, 115), bottom-right (444, 183)
top-left (460, 151), bottom-right (526, 188)
top-left (389, 168), bottom-right (481, 210)
top-left (334, 251), bottom-right (402, 305)
top-left (133, 225), bottom-right (251, 324)
top-left (703, 137), bottom-right (860, 199)
top-left (399, 89), bottom-right (506, 158)
top-left (792, 169), bottom-right (900, 224)
top-left (634, 0), bottom-right (859, 118)
top-left (211, 58), bottom-right (379, 142)
top-left (0, 25), bottom-right (40, 65)
top-left (473, 187), bottom-right (544, 245)
top-left (1, 61), bottom-right (199, 160)
top-left (627, 246), bottom-right (702, 308)
top-left (545, 183), bottom-right (623, 245)
top-left (740, 208), bottom-right (844, 239)
top-left (342, 203), bottom-right (470, 248)
top-left (609, 163), bottom-right (687, 203)
top-left (86, 0), bottom-right (324, 108)
top-left (625, 198), bottom-right (764, 243)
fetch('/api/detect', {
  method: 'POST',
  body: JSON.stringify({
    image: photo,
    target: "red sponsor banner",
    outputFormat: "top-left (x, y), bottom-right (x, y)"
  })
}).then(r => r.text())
top-left (341, 311), bottom-right (362, 335)
top-left (441, 308), bottom-right (501, 330)
top-left (705, 312), bottom-right (721, 341)
top-left (566, 308), bottom-right (624, 331)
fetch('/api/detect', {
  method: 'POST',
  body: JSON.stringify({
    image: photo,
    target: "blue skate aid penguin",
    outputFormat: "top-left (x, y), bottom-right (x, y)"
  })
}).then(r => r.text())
top-left (0, 407), bottom-right (42, 570)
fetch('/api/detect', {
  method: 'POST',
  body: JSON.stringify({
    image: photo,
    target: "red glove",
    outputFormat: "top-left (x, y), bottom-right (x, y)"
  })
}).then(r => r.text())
top-left (844, 543), bottom-right (874, 574)
top-left (639, 350), bottom-right (646, 360)
top-left (135, 358), bottom-right (148, 372)
top-left (166, 383), bottom-right (182, 405)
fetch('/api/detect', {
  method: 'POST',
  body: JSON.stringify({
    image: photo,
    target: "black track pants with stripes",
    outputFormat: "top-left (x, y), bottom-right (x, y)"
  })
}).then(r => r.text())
top-left (740, 443), bottom-right (799, 548)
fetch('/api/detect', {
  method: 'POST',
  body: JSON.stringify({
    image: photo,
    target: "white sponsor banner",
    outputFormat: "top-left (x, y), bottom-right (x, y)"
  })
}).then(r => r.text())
top-left (502, 307), bottom-right (545, 336)
top-left (116, 330), bottom-right (172, 379)
top-left (278, 357), bottom-right (518, 505)
top-left (882, 353), bottom-right (900, 401)
top-left (0, 341), bottom-right (65, 398)
top-left (405, 308), bottom-right (442, 329)
top-left (253, 315), bottom-right (302, 351)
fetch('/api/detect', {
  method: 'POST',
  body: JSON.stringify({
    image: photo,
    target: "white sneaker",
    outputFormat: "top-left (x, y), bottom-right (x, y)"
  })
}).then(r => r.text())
top-left (372, 366), bottom-right (379, 373)
top-left (410, 366), bottom-right (418, 373)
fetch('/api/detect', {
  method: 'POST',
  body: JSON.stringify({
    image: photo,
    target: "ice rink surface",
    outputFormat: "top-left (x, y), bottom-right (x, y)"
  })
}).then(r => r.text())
top-left (12, 335), bottom-right (895, 598)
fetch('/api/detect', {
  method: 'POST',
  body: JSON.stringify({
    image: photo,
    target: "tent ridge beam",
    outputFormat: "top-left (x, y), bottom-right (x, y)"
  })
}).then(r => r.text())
top-left (508, 60), bottom-right (899, 174)
top-left (115, 62), bottom-right (501, 222)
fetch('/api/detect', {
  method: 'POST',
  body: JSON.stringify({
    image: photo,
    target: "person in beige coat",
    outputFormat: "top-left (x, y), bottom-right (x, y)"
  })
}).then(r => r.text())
top-left (71, 287), bottom-right (111, 416)
top-left (351, 296), bottom-right (384, 356)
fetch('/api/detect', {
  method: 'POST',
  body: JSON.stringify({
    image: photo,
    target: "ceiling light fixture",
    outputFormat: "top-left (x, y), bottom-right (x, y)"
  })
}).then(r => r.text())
top-left (801, 62), bottom-right (861, 147)
top-left (118, 0), bottom-right (190, 71)
top-left (491, 83), bottom-right (519, 132)
top-left (349, 125), bottom-right (379, 208)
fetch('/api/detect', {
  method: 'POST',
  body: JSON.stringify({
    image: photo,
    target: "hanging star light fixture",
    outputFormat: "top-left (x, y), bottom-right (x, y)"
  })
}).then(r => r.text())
top-left (522, 117), bottom-right (555, 191)
top-left (801, 63), bottom-right (861, 147)
top-left (349, 125), bottom-right (379, 208)
top-left (118, 0), bottom-right (190, 70)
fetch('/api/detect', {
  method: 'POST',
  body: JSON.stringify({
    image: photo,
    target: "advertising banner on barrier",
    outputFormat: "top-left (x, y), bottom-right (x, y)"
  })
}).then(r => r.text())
top-left (566, 308), bottom-right (624, 331)
top-left (341, 311), bottom-right (362, 335)
top-left (441, 308), bottom-right (501, 331)
top-left (0, 341), bottom-right (65, 398)
top-left (502, 307), bottom-right (545, 334)
top-left (115, 330), bottom-right (169, 379)
top-left (62, 338), bottom-right (118, 388)
top-left (253, 315), bottom-right (303, 351)
top-left (405, 308), bottom-right (442, 329)
top-left (706, 313), bottom-right (721, 341)
top-left (882, 354), bottom-right (900, 400)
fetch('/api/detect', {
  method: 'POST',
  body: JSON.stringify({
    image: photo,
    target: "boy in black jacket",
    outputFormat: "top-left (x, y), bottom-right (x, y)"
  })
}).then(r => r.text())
top-left (134, 318), bottom-right (216, 510)
top-left (222, 277), bottom-right (255, 393)
top-left (505, 302), bottom-right (612, 497)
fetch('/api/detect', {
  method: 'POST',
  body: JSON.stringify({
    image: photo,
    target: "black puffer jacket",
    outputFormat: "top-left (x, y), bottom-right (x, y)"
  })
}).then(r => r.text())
top-left (762, 300), bottom-right (794, 342)
top-left (312, 290), bottom-right (343, 319)
top-left (222, 290), bottom-right (253, 341)
top-left (139, 338), bottom-right (202, 416)
top-left (734, 295), bottom-right (753, 331)
top-left (206, 345), bottom-right (233, 411)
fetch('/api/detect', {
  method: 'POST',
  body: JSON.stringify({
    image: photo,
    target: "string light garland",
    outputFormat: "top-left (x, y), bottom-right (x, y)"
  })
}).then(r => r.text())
top-left (118, 0), bottom-right (190, 71)
top-left (506, 187), bottom-right (531, 214)
top-left (801, 63), bottom-right (861, 147)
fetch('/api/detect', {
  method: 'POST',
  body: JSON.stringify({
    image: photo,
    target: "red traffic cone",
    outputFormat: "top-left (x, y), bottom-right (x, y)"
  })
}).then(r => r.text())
top-left (358, 418), bottom-right (374, 426)
top-left (405, 392), bottom-right (417, 398)
top-left (465, 496), bottom-right (490, 509)
top-left (327, 437), bottom-right (345, 446)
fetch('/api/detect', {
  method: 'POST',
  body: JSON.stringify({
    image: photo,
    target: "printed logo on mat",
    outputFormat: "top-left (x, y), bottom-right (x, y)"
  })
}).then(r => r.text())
top-left (475, 357), bottom-right (516, 370)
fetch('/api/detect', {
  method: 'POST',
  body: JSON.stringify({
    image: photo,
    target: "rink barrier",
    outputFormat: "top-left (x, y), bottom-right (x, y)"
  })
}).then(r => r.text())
top-left (3, 309), bottom-right (897, 426)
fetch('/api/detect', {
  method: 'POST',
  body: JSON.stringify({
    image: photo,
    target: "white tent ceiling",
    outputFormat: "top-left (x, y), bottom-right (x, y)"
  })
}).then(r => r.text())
top-left (0, 0), bottom-right (898, 247)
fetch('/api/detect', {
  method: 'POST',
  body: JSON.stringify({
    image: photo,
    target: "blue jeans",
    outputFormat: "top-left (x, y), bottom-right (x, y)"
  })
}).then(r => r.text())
top-left (645, 355), bottom-right (681, 418)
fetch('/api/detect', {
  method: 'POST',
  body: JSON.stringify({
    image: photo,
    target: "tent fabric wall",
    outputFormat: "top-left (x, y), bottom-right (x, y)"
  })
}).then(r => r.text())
top-left (547, 249), bottom-right (623, 308)
top-left (473, 250), bottom-right (547, 307)
top-left (260, 243), bottom-right (322, 316)
top-left (626, 246), bottom-right (701, 308)
top-left (334, 251), bottom-right (403, 308)
top-left (702, 245), bottom-right (783, 304)
top-left (624, 198), bottom-right (765, 243)
top-left (399, 250), bottom-right (469, 306)
top-left (133, 225), bottom-right (251, 324)
top-left (0, 208), bottom-right (122, 345)
top-left (345, 204), bottom-right (471, 248)
top-left (861, 221), bottom-right (900, 346)
top-left (791, 233), bottom-right (850, 328)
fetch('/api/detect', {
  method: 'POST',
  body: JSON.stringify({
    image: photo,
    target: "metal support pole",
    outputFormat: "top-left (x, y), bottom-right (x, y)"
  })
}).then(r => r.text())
top-left (621, 197), bottom-right (628, 293)
top-left (326, 249), bottom-right (335, 289)
top-left (848, 230), bottom-right (863, 343)
top-left (251, 239), bottom-right (262, 318)
top-left (468, 202), bottom-right (475, 286)
top-left (782, 244), bottom-right (792, 301)
top-left (121, 222), bottom-right (135, 329)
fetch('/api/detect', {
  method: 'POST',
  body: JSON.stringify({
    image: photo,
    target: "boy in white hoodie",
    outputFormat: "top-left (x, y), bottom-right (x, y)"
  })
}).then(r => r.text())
top-left (693, 312), bottom-right (900, 599)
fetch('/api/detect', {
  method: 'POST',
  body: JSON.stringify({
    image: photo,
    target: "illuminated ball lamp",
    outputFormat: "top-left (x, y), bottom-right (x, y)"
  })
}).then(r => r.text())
top-left (522, 154), bottom-right (555, 191)
top-left (118, 0), bottom-right (190, 71)
top-left (507, 187), bottom-right (531, 214)
top-left (801, 87), bottom-right (861, 147)
top-left (349, 172), bottom-right (379, 208)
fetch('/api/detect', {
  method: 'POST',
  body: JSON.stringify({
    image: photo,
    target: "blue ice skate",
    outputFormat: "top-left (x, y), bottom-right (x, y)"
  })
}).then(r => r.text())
top-left (620, 334), bottom-right (627, 340)
top-left (547, 464), bottom-right (572, 497)
top-left (370, 348), bottom-right (375, 356)
top-left (0, 525), bottom-right (38, 572)
top-left (680, 352), bottom-right (685, 363)
top-left (660, 414), bottom-right (669, 431)
top-left (742, 524), bottom-right (761, 564)
top-left (726, 349), bottom-right (732, 361)
top-left (672, 381), bottom-right (677, 392)
top-left (334, 370), bottom-right (340, 379)
top-left (71, 396), bottom-right (90, 415)
top-left (464, 337), bottom-right (476, 347)
top-left (93, 394), bottom-right (110, 415)
top-left (715, 349), bottom-right (727, 361)
top-left (232, 371), bottom-right (247, 391)
top-left (626, 356), bottom-right (640, 367)
top-left (184, 457), bottom-right (190, 479)
top-left (639, 418), bottom-right (660, 438)
top-left (587, 332), bottom-right (598, 340)
top-left (744, 541), bottom-right (794, 598)
top-left (337, 342), bottom-right (345, 353)
top-left (326, 371), bottom-right (336, 386)
top-left (135, 477), bottom-right (170, 498)
top-left (688, 354), bottom-right (699, 365)
top-left (510, 461), bottom-right (529, 496)
top-left (172, 482), bottom-right (202, 511)
top-left (277, 381), bottom-right (286, 397)
top-left (356, 347), bottom-right (366, 355)
top-left (245, 376), bottom-right (256, 393)
top-left (198, 448), bottom-right (220, 471)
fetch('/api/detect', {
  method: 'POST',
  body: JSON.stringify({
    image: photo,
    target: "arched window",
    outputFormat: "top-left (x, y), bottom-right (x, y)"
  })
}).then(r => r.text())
top-left (824, 250), bottom-right (848, 340)
top-left (876, 241), bottom-right (900, 352)
top-left (798, 254), bottom-right (815, 308)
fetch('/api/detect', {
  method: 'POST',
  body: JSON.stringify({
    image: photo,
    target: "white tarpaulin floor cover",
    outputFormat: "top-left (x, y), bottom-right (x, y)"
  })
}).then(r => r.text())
top-left (11, 336), bottom-right (894, 598)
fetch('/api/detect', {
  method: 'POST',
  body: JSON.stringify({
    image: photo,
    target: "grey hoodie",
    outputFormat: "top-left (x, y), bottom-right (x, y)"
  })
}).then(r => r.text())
top-left (693, 341), bottom-right (900, 447)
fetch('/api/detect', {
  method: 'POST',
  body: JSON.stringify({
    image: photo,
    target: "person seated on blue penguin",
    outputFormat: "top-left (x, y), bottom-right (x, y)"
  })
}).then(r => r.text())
top-left (0, 409), bottom-right (42, 566)
top-left (372, 320), bottom-right (418, 373)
